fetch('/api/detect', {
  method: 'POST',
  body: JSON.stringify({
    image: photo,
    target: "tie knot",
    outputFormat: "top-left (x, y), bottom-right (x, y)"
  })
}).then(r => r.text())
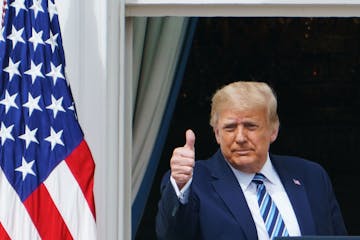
top-left (252, 173), bottom-right (266, 185)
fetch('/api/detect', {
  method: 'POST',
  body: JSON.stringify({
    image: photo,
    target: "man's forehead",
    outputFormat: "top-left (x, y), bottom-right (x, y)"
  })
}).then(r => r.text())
top-left (216, 107), bottom-right (270, 124)
top-left (219, 107), bottom-right (267, 117)
top-left (219, 114), bottom-right (264, 123)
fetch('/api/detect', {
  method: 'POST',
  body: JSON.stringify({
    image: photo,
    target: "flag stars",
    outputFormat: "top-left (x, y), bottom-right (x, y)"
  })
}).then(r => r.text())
top-left (19, 126), bottom-right (39, 149)
top-left (45, 31), bottom-right (58, 53)
top-left (68, 104), bottom-right (74, 111)
top-left (0, 90), bottom-right (18, 113)
top-left (10, 0), bottom-right (27, 16)
top-left (7, 25), bottom-right (25, 48)
top-left (48, 0), bottom-right (58, 21)
top-left (3, 58), bottom-right (21, 81)
top-left (45, 127), bottom-right (64, 150)
top-left (0, 28), bottom-right (4, 42)
top-left (15, 157), bottom-right (36, 181)
top-left (0, 122), bottom-right (15, 145)
top-left (30, 0), bottom-right (44, 19)
top-left (68, 102), bottom-right (78, 119)
top-left (46, 63), bottom-right (64, 85)
top-left (23, 93), bottom-right (42, 116)
top-left (24, 61), bottom-right (45, 84)
top-left (28, 29), bottom-right (45, 51)
top-left (46, 95), bottom-right (65, 118)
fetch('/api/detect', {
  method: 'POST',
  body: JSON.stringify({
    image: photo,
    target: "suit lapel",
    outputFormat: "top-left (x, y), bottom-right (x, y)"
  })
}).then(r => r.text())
top-left (210, 151), bottom-right (258, 240)
top-left (271, 155), bottom-right (316, 235)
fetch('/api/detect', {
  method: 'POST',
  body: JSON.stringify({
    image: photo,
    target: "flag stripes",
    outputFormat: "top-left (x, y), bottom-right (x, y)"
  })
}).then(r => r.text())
top-left (0, 141), bottom-right (97, 240)
top-left (23, 184), bottom-right (73, 240)
top-left (44, 160), bottom-right (96, 240)
top-left (0, 168), bottom-right (41, 239)
top-left (0, 222), bottom-right (10, 240)
top-left (65, 140), bottom-right (96, 218)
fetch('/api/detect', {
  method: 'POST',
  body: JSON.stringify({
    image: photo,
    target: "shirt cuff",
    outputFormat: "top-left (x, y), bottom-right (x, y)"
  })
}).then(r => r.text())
top-left (170, 176), bottom-right (192, 204)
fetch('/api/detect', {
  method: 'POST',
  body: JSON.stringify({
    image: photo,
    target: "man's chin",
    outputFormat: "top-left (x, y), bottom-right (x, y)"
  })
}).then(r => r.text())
top-left (228, 157), bottom-right (259, 172)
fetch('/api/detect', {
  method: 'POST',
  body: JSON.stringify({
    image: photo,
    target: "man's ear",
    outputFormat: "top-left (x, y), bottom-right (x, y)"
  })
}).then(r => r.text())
top-left (270, 124), bottom-right (279, 143)
top-left (214, 127), bottom-right (221, 144)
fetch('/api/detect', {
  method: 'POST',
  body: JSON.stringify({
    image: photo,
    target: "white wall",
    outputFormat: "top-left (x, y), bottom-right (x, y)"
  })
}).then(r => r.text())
top-left (56, 0), bottom-right (131, 239)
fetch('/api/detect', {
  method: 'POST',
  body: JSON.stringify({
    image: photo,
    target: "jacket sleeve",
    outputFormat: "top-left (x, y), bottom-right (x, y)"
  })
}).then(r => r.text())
top-left (155, 171), bottom-right (200, 240)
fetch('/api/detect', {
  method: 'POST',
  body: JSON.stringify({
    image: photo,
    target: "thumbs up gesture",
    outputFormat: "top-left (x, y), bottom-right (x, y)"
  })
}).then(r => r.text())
top-left (170, 129), bottom-right (196, 190)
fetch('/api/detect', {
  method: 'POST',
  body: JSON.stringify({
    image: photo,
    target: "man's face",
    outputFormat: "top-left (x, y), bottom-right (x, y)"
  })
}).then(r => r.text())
top-left (214, 106), bottom-right (278, 173)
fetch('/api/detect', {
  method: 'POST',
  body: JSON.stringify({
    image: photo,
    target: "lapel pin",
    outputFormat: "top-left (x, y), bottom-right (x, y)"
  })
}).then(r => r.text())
top-left (293, 179), bottom-right (301, 186)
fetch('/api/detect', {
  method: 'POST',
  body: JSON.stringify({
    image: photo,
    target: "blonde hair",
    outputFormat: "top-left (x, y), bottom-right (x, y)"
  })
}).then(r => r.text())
top-left (210, 81), bottom-right (279, 128)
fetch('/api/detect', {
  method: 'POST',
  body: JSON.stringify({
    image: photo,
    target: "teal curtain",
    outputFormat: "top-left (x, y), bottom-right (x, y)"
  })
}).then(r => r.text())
top-left (131, 16), bottom-right (198, 237)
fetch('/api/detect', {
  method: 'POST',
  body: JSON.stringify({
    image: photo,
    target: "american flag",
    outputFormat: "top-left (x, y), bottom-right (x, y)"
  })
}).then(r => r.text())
top-left (0, 0), bottom-right (97, 239)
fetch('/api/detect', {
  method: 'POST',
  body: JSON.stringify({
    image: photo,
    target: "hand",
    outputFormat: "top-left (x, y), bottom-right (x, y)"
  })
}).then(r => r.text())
top-left (170, 129), bottom-right (195, 190)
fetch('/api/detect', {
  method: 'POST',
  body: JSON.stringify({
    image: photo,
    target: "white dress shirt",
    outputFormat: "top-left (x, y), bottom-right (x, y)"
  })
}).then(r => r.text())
top-left (170, 153), bottom-right (301, 239)
top-left (227, 154), bottom-right (301, 239)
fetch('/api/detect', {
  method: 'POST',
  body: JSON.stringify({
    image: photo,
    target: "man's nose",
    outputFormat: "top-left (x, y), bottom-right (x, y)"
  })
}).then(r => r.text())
top-left (235, 127), bottom-right (247, 143)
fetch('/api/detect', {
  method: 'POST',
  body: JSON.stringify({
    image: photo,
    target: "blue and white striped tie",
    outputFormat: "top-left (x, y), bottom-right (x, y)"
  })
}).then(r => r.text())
top-left (253, 173), bottom-right (289, 239)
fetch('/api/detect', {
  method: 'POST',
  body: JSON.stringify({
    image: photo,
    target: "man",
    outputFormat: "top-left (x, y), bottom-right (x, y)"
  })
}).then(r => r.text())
top-left (156, 81), bottom-right (347, 240)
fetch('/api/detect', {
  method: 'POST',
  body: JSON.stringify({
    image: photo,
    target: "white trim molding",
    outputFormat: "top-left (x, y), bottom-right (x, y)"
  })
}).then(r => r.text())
top-left (126, 0), bottom-right (360, 16)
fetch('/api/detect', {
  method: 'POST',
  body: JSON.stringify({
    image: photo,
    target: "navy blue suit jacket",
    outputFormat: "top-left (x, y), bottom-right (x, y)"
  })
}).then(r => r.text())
top-left (156, 149), bottom-right (347, 240)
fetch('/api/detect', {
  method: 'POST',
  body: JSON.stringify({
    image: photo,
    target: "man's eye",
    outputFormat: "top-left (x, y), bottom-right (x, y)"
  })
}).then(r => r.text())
top-left (224, 125), bottom-right (236, 131)
top-left (245, 123), bottom-right (258, 130)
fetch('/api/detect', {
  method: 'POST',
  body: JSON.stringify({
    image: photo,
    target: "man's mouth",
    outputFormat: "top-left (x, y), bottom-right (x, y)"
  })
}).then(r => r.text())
top-left (232, 149), bottom-right (251, 155)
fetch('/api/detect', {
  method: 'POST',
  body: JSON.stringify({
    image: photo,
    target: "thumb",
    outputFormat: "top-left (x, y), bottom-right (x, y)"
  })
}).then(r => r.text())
top-left (184, 129), bottom-right (195, 150)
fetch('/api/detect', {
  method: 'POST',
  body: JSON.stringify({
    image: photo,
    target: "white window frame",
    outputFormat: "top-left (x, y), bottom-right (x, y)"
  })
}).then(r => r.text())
top-left (125, 0), bottom-right (360, 17)
top-left (116, 1), bottom-right (360, 239)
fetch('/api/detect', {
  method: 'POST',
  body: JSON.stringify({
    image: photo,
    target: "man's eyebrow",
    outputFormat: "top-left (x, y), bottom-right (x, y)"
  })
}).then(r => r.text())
top-left (222, 122), bottom-right (237, 128)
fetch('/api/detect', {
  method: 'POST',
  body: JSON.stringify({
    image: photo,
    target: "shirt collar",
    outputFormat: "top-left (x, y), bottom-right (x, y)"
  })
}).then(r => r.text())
top-left (227, 153), bottom-right (277, 191)
top-left (259, 154), bottom-right (276, 185)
